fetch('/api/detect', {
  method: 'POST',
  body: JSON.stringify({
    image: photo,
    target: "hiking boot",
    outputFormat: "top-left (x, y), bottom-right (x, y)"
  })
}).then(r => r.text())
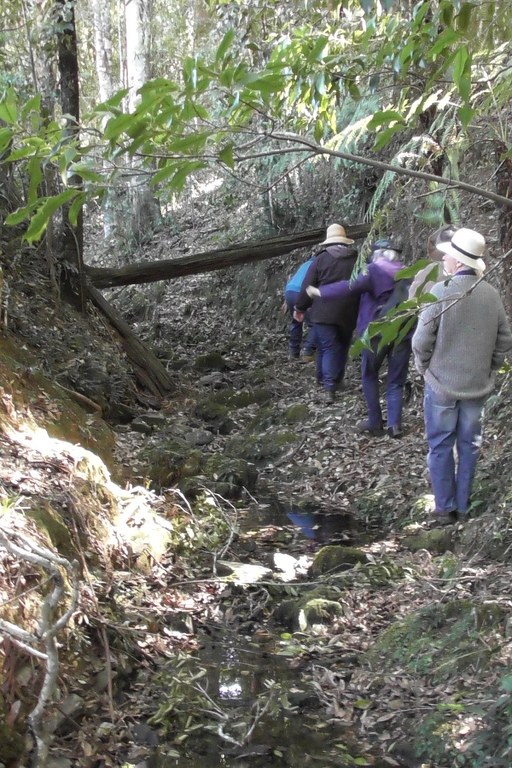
top-left (430, 510), bottom-right (457, 526)
top-left (387, 425), bottom-right (403, 439)
top-left (324, 390), bottom-right (336, 405)
top-left (357, 419), bottom-right (384, 437)
top-left (300, 353), bottom-right (315, 364)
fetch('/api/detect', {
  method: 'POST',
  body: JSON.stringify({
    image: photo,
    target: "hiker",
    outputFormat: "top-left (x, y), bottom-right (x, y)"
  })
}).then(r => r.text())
top-left (409, 224), bottom-right (457, 299)
top-left (282, 258), bottom-right (317, 362)
top-left (412, 228), bottom-right (512, 524)
top-left (306, 240), bottom-right (412, 436)
top-left (294, 224), bottom-right (360, 404)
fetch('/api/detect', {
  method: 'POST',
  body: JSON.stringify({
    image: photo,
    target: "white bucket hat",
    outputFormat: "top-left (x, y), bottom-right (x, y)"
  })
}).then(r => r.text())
top-left (436, 228), bottom-right (486, 273)
top-left (320, 223), bottom-right (354, 246)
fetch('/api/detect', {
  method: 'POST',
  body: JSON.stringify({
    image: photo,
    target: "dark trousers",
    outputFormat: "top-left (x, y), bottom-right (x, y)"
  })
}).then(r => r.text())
top-left (314, 323), bottom-right (350, 391)
top-left (285, 290), bottom-right (317, 356)
top-left (361, 337), bottom-right (411, 429)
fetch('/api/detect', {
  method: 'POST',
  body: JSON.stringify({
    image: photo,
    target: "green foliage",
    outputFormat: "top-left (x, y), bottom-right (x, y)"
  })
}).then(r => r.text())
top-left (1, 0), bottom-right (510, 246)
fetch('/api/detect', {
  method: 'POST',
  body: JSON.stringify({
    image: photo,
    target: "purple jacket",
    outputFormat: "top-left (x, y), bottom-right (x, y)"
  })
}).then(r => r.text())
top-left (319, 258), bottom-right (404, 337)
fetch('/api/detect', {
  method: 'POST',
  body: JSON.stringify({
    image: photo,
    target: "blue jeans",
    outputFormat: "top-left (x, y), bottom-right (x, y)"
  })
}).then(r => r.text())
top-left (285, 291), bottom-right (317, 356)
top-left (424, 384), bottom-right (486, 514)
top-left (314, 323), bottom-right (349, 391)
top-left (361, 338), bottom-right (411, 429)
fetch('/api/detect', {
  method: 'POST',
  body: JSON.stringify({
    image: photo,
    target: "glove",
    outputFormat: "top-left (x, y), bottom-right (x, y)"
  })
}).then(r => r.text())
top-left (306, 285), bottom-right (321, 298)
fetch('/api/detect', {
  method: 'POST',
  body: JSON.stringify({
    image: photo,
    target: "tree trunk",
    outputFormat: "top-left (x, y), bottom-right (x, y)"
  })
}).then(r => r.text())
top-left (86, 224), bottom-right (371, 288)
top-left (55, 0), bottom-right (86, 312)
top-left (495, 142), bottom-right (512, 315)
top-left (91, 0), bottom-right (115, 104)
top-left (123, 0), bottom-right (162, 248)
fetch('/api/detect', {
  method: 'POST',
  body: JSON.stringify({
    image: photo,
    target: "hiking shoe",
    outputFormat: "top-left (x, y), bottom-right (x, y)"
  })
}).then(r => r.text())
top-left (387, 425), bottom-right (403, 439)
top-left (357, 419), bottom-right (384, 437)
top-left (300, 353), bottom-right (315, 363)
top-left (430, 510), bottom-right (457, 526)
top-left (324, 390), bottom-right (336, 405)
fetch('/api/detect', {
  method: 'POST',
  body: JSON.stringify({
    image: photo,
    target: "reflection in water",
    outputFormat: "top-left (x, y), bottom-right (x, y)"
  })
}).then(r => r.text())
top-left (286, 506), bottom-right (352, 543)
top-left (153, 629), bottom-right (362, 768)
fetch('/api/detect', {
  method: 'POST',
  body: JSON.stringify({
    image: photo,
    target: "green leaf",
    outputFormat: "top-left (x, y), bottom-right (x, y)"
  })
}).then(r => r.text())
top-left (368, 110), bottom-right (405, 130)
top-left (456, 3), bottom-right (473, 31)
top-left (20, 94), bottom-right (42, 121)
top-left (6, 203), bottom-right (37, 226)
top-left (216, 29), bottom-right (235, 64)
top-left (458, 104), bottom-right (475, 128)
top-left (219, 143), bottom-right (234, 169)
top-left (309, 35), bottom-right (329, 63)
top-left (372, 124), bottom-right (405, 151)
top-left (0, 127), bottom-right (12, 154)
top-left (429, 28), bottom-right (460, 58)
top-left (396, 259), bottom-right (431, 278)
top-left (452, 45), bottom-right (470, 88)
top-left (0, 88), bottom-right (17, 125)
top-left (27, 157), bottom-right (43, 204)
top-left (24, 189), bottom-right (79, 243)
top-left (68, 192), bottom-right (86, 227)
top-left (104, 113), bottom-right (136, 141)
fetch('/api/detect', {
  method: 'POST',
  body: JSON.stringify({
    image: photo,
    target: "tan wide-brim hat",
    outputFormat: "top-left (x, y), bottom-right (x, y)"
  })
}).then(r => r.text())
top-left (320, 223), bottom-right (354, 246)
top-left (437, 227), bottom-right (487, 272)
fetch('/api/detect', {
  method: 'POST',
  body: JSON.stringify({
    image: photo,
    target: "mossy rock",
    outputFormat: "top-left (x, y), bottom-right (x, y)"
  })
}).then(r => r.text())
top-left (193, 352), bottom-right (230, 371)
top-left (203, 455), bottom-right (258, 497)
top-left (139, 437), bottom-right (203, 488)
top-left (310, 545), bottom-right (367, 576)
top-left (247, 406), bottom-right (275, 431)
top-left (402, 527), bottom-right (454, 555)
top-left (329, 560), bottom-right (406, 589)
top-left (273, 586), bottom-right (342, 630)
top-left (224, 431), bottom-right (298, 462)
top-left (364, 599), bottom-right (495, 681)
top-left (282, 403), bottom-right (309, 423)
top-left (193, 399), bottom-right (236, 434)
top-left (300, 598), bottom-right (344, 628)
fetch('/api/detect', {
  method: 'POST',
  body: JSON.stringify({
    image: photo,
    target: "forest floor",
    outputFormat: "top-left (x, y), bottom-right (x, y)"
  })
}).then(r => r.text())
top-left (1, 226), bottom-right (512, 768)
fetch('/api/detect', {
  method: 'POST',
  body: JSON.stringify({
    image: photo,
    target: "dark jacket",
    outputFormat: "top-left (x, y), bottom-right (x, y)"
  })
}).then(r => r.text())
top-left (319, 257), bottom-right (404, 336)
top-left (295, 245), bottom-right (360, 337)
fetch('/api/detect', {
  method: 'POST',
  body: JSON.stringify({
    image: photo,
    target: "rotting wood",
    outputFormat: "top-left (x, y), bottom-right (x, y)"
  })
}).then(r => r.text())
top-left (87, 285), bottom-right (174, 397)
top-left (86, 224), bottom-right (371, 289)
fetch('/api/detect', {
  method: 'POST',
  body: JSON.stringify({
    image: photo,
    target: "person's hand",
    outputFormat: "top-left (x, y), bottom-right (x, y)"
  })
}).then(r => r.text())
top-left (293, 310), bottom-right (304, 322)
top-left (280, 300), bottom-right (288, 315)
top-left (306, 285), bottom-right (321, 298)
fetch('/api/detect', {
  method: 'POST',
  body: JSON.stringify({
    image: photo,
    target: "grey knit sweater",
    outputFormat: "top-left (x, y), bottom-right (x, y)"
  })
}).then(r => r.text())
top-left (412, 274), bottom-right (512, 399)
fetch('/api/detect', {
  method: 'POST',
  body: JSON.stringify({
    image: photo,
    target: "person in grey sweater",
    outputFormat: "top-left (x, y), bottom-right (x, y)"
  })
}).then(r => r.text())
top-left (412, 228), bottom-right (512, 524)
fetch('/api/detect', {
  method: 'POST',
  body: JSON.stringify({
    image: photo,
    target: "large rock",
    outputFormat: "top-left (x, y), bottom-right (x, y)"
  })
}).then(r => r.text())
top-left (310, 545), bottom-right (368, 576)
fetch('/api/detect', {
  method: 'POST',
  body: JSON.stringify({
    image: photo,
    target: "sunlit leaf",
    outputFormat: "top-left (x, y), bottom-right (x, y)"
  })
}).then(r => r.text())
top-left (215, 29), bottom-right (235, 63)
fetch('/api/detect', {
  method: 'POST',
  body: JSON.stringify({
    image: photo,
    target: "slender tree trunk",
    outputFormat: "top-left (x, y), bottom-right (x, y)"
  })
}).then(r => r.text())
top-left (123, 0), bottom-right (161, 248)
top-left (55, 0), bottom-right (86, 312)
top-left (91, 0), bottom-right (115, 104)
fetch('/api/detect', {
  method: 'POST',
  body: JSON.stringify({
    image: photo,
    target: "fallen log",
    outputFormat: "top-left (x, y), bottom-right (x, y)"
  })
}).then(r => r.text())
top-left (86, 223), bottom-right (370, 289)
top-left (87, 285), bottom-right (174, 397)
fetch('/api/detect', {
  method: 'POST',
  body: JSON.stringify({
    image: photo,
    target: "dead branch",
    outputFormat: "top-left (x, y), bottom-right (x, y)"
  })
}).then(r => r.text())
top-left (0, 526), bottom-right (80, 768)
